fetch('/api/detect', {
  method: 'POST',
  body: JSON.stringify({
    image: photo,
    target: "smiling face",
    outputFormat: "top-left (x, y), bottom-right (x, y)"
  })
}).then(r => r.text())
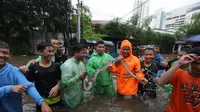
top-left (143, 49), bottom-right (154, 62)
top-left (121, 46), bottom-right (130, 58)
top-left (0, 48), bottom-right (10, 69)
top-left (76, 48), bottom-right (87, 61)
top-left (40, 46), bottom-right (54, 61)
top-left (73, 48), bottom-right (87, 61)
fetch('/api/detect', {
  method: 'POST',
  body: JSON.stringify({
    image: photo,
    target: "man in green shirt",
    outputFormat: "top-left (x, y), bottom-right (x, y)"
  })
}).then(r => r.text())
top-left (86, 41), bottom-right (115, 97)
top-left (60, 44), bottom-right (87, 108)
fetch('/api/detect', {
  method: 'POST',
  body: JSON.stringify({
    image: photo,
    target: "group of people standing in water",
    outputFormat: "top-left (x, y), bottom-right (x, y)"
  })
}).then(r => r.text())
top-left (0, 39), bottom-right (199, 112)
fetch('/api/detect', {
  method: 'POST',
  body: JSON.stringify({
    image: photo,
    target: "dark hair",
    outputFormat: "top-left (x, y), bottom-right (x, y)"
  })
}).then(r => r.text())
top-left (96, 40), bottom-right (105, 45)
top-left (154, 45), bottom-right (160, 48)
top-left (143, 48), bottom-right (154, 54)
top-left (72, 44), bottom-right (87, 55)
top-left (191, 47), bottom-right (200, 56)
top-left (47, 38), bottom-right (57, 43)
top-left (37, 42), bottom-right (53, 52)
top-left (180, 46), bottom-right (192, 54)
top-left (58, 41), bottom-right (63, 45)
top-left (0, 41), bottom-right (9, 49)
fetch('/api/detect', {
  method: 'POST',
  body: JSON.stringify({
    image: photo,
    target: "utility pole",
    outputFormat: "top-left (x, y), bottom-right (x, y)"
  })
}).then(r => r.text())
top-left (77, 0), bottom-right (81, 43)
top-left (80, 1), bottom-right (83, 38)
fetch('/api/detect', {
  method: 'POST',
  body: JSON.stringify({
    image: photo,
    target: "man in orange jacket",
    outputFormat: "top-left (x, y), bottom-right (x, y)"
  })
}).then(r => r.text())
top-left (109, 40), bottom-right (148, 96)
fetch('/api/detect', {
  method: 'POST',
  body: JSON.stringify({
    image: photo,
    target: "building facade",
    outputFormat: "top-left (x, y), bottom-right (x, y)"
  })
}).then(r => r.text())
top-left (150, 8), bottom-right (165, 29)
top-left (133, 0), bottom-right (150, 26)
top-left (150, 2), bottom-right (200, 31)
top-left (185, 5), bottom-right (200, 24)
top-left (163, 2), bottom-right (200, 31)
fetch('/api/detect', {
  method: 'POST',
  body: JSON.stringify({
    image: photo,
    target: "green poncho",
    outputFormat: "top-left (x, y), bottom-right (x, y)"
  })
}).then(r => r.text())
top-left (86, 52), bottom-right (113, 85)
top-left (60, 58), bottom-right (85, 108)
top-left (86, 52), bottom-right (115, 96)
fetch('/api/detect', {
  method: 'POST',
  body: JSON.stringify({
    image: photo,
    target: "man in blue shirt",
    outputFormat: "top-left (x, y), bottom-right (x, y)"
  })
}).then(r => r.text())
top-left (153, 46), bottom-right (168, 67)
top-left (0, 41), bottom-right (52, 112)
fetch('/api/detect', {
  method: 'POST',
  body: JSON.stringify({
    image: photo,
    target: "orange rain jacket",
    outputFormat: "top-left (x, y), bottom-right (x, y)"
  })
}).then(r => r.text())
top-left (109, 40), bottom-right (144, 95)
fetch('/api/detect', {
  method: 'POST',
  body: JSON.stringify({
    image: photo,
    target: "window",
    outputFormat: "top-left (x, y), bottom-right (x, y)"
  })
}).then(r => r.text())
top-left (180, 14), bottom-right (185, 17)
top-left (173, 16), bottom-right (179, 19)
top-left (165, 24), bottom-right (171, 27)
top-left (167, 12), bottom-right (171, 15)
top-left (166, 18), bottom-right (172, 20)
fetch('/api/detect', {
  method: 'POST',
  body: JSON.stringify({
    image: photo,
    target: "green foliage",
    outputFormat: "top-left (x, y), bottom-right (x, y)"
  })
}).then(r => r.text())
top-left (9, 32), bottom-right (31, 55)
top-left (102, 12), bottom-right (200, 48)
top-left (83, 29), bottom-right (103, 40)
top-left (71, 5), bottom-right (102, 40)
top-left (177, 12), bottom-right (200, 38)
top-left (101, 14), bottom-right (176, 53)
top-left (0, 0), bottom-right (72, 55)
top-left (1, 0), bottom-right (199, 55)
top-left (103, 18), bottom-right (129, 38)
top-left (93, 24), bottom-right (104, 34)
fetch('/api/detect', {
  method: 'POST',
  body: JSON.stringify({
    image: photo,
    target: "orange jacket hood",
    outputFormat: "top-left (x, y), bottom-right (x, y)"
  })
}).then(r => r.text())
top-left (120, 40), bottom-right (132, 57)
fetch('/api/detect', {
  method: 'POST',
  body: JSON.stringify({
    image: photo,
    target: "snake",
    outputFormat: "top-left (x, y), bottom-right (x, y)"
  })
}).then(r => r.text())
top-left (83, 58), bottom-right (141, 91)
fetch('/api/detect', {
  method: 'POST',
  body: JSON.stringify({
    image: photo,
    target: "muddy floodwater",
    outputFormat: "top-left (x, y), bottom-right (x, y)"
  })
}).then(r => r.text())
top-left (9, 55), bottom-right (170, 112)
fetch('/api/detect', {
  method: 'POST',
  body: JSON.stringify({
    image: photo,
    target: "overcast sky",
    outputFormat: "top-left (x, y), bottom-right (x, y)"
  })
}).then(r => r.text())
top-left (72, 0), bottom-right (199, 20)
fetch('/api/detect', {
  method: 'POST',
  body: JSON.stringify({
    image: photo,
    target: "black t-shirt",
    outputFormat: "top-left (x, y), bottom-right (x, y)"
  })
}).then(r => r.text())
top-left (26, 62), bottom-right (61, 98)
top-left (141, 61), bottom-right (163, 77)
top-left (55, 54), bottom-right (68, 65)
top-left (140, 61), bottom-right (163, 98)
top-left (166, 58), bottom-right (178, 70)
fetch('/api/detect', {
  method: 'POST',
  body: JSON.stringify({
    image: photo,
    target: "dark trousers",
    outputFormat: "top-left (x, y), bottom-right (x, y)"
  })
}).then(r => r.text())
top-left (138, 83), bottom-right (145, 95)
top-left (138, 82), bottom-right (157, 98)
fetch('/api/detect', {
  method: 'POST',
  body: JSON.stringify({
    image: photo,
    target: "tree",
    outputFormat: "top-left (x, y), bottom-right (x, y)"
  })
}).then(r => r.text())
top-left (0, 0), bottom-right (73, 54)
top-left (101, 13), bottom-right (176, 53)
top-left (71, 5), bottom-right (103, 40)
top-left (93, 23), bottom-right (104, 34)
top-left (177, 12), bottom-right (200, 38)
top-left (103, 18), bottom-right (129, 38)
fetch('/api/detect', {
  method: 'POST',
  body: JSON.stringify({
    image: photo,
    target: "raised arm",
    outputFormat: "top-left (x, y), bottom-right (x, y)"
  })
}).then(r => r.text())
top-left (156, 62), bottom-right (181, 86)
top-left (157, 54), bottom-right (198, 86)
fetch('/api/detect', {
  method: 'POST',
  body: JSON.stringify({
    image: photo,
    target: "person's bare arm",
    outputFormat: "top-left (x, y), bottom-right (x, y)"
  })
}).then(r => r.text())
top-left (157, 54), bottom-right (199, 86)
top-left (156, 62), bottom-right (181, 86)
top-left (48, 81), bottom-right (60, 98)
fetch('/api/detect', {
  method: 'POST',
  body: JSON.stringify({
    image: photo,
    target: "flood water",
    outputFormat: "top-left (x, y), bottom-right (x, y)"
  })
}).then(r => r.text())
top-left (9, 56), bottom-right (169, 112)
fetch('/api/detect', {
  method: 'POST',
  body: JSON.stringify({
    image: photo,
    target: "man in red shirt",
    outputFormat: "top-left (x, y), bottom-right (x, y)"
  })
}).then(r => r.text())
top-left (157, 47), bottom-right (200, 112)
